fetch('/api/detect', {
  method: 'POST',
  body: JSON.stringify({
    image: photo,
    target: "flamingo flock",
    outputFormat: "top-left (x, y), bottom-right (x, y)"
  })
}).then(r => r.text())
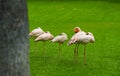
top-left (29, 26), bottom-right (95, 65)
top-left (68, 27), bottom-right (95, 64)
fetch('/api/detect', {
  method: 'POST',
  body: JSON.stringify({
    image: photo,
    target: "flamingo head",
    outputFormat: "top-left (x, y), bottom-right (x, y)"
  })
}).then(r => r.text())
top-left (74, 27), bottom-right (81, 33)
top-left (46, 31), bottom-right (54, 40)
top-left (50, 35), bottom-right (54, 40)
top-left (87, 32), bottom-right (95, 43)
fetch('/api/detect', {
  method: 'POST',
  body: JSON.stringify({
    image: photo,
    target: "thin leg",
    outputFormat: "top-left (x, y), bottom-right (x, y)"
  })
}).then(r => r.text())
top-left (58, 43), bottom-right (61, 60)
top-left (43, 41), bottom-right (46, 62)
top-left (76, 44), bottom-right (80, 63)
top-left (84, 44), bottom-right (87, 65)
top-left (34, 42), bottom-right (37, 51)
top-left (74, 44), bottom-right (78, 63)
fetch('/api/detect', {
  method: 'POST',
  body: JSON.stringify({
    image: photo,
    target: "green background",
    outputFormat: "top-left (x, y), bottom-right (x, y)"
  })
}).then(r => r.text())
top-left (28, 0), bottom-right (120, 76)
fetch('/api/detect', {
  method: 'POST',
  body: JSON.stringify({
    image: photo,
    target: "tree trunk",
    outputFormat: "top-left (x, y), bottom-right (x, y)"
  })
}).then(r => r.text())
top-left (0, 0), bottom-right (30, 76)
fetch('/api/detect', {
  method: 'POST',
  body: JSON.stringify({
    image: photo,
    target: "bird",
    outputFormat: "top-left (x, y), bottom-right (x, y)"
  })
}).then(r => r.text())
top-left (35, 31), bottom-right (54, 61)
top-left (51, 33), bottom-right (68, 60)
top-left (68, 27), bottom-right (95, 65)
top-left (77, 32), bottom-right (95, 65)
top-left (29, 27), bottom-right (44, 38)
top-left (68, 27), bottom-right (86, 63)
top-left (29, 27), bottom-right (45, 51)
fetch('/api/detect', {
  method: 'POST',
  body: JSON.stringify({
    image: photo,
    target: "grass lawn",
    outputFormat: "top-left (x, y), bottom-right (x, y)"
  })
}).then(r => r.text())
top-left (28, 1), bottom-right (120, 76)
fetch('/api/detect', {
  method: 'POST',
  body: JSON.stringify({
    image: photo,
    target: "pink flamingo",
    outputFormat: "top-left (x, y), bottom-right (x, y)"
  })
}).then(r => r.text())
top-left (35, 31), bottom-right (54, 60)
top-left (68, 27), bottom-right (95, 65)
top-left (51, 33), bottom-right (68, 59)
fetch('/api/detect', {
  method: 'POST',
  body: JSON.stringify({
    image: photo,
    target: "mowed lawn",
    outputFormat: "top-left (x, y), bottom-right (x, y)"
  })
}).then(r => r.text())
top-left (28, 1), bottom-right (120, 76)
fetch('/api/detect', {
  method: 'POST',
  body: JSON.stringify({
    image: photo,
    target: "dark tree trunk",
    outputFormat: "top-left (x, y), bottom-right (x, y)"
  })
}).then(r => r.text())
top-left (0, 0), bottom-right (30, 76)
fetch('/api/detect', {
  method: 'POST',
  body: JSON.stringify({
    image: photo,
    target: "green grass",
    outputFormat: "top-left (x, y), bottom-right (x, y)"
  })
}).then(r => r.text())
top-left (28, 1), bottom-right (120, 76)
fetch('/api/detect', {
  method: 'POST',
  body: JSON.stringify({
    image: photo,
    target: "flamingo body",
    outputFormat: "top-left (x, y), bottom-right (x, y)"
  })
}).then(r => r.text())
top-left (29, 27), bottom-right (44, 37)
top-left (51, 33), bottom-right (68, 43)
top-left (78, 32), bottom-right (95, 44)
top-left (35, 31), bottom-right (54, 41)
top-left (68, 31), bottom-right (86, 45)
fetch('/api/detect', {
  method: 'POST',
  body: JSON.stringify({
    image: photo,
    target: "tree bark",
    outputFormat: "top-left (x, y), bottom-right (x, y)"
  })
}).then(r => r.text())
top-left (0, 0), bottom-right (30, 76)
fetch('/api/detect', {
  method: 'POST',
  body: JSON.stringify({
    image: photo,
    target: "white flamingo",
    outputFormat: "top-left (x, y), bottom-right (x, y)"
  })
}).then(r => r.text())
top-left (51, 33), bottom-right (68, 59)
top-left (29, 27), bottom-right (44, 51)
top-left (68, 27), bottom-right (86, 63)
top-left (68, 27), bottom-right (95, 65)
top-left (29, 27), bottom-right (44, 38)
top-left (35, 31), bottom-right (54, 60)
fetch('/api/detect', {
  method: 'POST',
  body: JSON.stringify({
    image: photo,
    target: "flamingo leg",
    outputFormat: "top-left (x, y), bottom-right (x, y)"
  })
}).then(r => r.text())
top-left (58, 43), bottom-right (61, 60)
top-left (34, 42), bottom-right (37, 51)
top-left (33, 37), bottom-right (37, 51)
top-left (74, 44), bottom-right (78, 63)
top-left (43, 41), bottom-right (46, 62)
top-left (84, 44), bottom-right (87, 65)
top-left (76, 43), bottom-right (80, 63)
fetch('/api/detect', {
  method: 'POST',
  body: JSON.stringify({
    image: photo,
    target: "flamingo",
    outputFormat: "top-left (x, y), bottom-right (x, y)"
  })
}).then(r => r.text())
top-left (29, 27), bottom-right (44, 51)
top-left (35, 31), bottom-right (54, 61)
top-left (68, 27), bottom-right (95, 65)
top-left (29, 27), bottom-right (44, 38)
top-left (79, 32), bottom-right (95, 65)
top-left (68, 27), bottom-right (86, 63)
top-left (51, 33), bottom-right (68, 59)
